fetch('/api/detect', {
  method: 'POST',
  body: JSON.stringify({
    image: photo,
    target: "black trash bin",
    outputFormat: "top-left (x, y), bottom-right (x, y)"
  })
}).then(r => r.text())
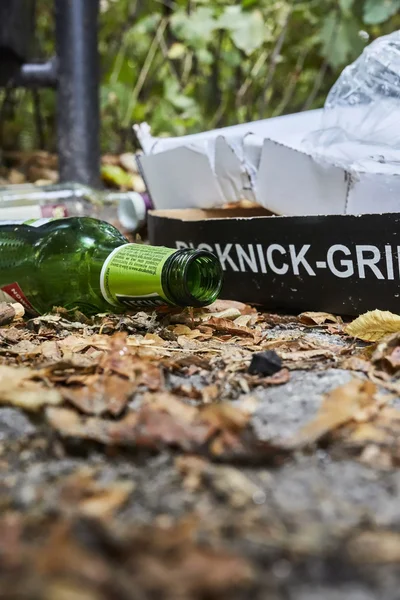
top-left (0, 0), bottom-right (36, 86)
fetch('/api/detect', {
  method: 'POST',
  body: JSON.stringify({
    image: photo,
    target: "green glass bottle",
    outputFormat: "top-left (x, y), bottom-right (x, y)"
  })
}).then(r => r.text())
top-left (0, 217), bottom-right (223, 316)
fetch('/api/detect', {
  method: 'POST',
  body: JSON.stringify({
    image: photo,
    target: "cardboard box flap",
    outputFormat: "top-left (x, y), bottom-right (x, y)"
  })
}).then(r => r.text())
top-left (139, 147), bottom-right (225, 210)
top-left (137, 110), bottom-right (325, 211)
top-left (256, 139), bottom-right (350, 215)
top-left (346, 170), bottom-right (400, 215)
top-left (213, 137), bottom-right (252, 203)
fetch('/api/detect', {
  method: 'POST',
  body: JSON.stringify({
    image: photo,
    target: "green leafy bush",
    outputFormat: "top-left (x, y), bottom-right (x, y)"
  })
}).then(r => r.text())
top-left (1, 0), bottom-right (399, 152)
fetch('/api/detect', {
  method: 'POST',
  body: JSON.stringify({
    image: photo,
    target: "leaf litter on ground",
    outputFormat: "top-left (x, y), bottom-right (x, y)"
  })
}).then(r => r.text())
top-left (0, 300), bottom-right (396, 462)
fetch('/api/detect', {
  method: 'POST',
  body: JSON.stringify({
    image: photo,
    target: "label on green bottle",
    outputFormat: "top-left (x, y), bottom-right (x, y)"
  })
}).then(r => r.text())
top-left (100, 244), bottom-right (176, 308)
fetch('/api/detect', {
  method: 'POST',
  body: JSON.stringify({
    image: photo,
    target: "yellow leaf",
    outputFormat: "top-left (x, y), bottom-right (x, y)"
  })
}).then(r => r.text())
top-left (345, 310), bottom-right (400, 342)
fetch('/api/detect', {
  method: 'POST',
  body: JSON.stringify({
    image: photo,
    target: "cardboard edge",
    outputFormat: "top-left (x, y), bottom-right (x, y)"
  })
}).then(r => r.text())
top-left (148, 208), bottom-right (273, 221)
top-left (148, 208), bottom-right (400, 222)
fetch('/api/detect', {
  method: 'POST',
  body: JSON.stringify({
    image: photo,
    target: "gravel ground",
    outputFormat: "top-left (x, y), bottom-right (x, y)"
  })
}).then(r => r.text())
top-left (2, 356), bottom-right (400, 600)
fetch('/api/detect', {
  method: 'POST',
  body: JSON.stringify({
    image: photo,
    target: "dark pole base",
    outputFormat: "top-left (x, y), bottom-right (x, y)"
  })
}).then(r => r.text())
top-left (55, 0), bottom-right (101, 188)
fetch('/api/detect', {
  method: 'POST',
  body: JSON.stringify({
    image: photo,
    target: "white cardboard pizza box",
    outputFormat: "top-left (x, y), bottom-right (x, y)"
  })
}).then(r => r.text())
top-left (135, 109), bottom-right (400, 216)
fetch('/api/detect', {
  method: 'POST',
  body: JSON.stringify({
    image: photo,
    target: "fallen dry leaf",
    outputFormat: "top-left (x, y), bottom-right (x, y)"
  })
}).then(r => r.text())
top-left (46, 405), bottom-right (210, 451)
top-left (205, 299), bottom-right (256, 316)
top-left (284, 379), bottom-right (381, 449)
top-left (10, 513), bottom-right (254, 600)
top-left (199, 402), bottom-right (250, 433)
top-left (279, 348), bottom-right (335, 362)
top-left (176, 456), bottom-right (263, 508)
top-left (58, 332), bottom-right (163, 416)
top-left (58, 469), bottom-right (134, 519)
top-left (206, 317), bottom-right (259, 340)
top-left (337, 406), bottom-right (400, 468)
top-left (348, 531), bottom-right (400, 563)
top-left (246, 367), bottom-right (290, 386)
top-left (0, 364), bottom-right (61, 411)
top-left (298, 311), bottom-right (342, 326)
top-left (233, 315), bottom-right (254, 328)
top-left (371, 332), bottom-right (400, 372)
top-left (46, 393), bottom-right (258, 459)
top-left (206, 307), bottom-right (242, 321)
top-left (340, 356), bottom-right (372, 373)
top-left (61, 373), bottom-right (135, 416)
top-left (345, 309), bottom-right (400, 342)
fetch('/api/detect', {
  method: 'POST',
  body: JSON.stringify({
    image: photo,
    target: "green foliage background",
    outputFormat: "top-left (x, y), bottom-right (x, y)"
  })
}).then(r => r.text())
top-left (2, 0), bottom-right (400, 153)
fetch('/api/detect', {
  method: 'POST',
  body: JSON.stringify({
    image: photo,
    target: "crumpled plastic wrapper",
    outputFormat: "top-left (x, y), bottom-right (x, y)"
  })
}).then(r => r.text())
top-left (305, 31), bottom-right (400, 172)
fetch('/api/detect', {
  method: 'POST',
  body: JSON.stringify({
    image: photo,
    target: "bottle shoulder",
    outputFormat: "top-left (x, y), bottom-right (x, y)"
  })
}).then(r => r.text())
top-left (40, 217), bottom-right (128, 241)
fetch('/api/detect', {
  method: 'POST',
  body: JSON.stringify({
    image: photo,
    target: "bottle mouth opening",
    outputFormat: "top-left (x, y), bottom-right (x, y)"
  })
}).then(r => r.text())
top-left (184, 252), bottom-right (223, 306)
top-left (162, 250), bottom-right (223, 307)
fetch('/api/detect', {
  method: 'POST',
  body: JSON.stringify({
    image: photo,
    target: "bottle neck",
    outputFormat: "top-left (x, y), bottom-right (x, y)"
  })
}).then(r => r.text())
top-left (162, 249), bottom-right (223, 307)
top-left (99, 245), bottom-right (222, 309)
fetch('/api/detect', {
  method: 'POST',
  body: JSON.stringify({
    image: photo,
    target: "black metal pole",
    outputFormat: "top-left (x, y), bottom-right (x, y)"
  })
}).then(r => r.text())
top-left (55, 0), bottom-right (101, 188)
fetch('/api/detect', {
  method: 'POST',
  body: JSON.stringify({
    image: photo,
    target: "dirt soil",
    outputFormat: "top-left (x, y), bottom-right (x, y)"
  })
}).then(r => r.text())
top-left (1, 302), bottom-right (400, 600)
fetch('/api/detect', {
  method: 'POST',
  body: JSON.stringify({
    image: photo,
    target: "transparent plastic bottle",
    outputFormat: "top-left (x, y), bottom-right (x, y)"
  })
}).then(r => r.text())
top-left (0, 217), bottom-right (223, 315)
top-left (0, 182), bottom-right (152, 232)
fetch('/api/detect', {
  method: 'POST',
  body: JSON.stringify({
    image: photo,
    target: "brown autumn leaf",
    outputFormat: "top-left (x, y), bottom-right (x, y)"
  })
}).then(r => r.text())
top-left (0, 339), bottom-right (41, 358)
top-left (197, 403), bottom-right (252, 457)
top-left (340, 356), bottom-right (372, 373)
top-left (337, 406), bottom-right (400, 468)
top-left (0, 364), bottom-right (61, 411)
top-left (279, 348), bottom-right (335, 362)
top-left (284, 379), bottom-right (381, 449)
top-left (61, 373), bottom-right (135, 416)
top-left (0, 326), bottom-right (31, 344)
top-left (176, 456), bottom-right (264, 508)
top-left (46, 393), bottom-right (255, 457)
top-left (143, 392), bottom-right (198, 422)
top-left (142, 332), bottom-right (167, 346)
top-left (371, 332), bottom-right (400, 372)
top-left (199, 402), bottom-right (250, 433)
top-left (205, 299), bottom-right (256, 315)
top-left (206, 317), bottom-right (257, 339)
top-left (384, 346), bottom-right (400, 370)
top-left (173, 324), bottom-right (204, 339)
top-left (31, 516), bottom-right (254, 599)
top-left (261, 313), bottom-right (296, 326)
top-left (298, 311), bottom-right (342, 326)
top-left (201, 384), bottom-right (220, 403)
top-left (347, 531), bottom-right (400, 563)
top-left (46, 405), bottom-right (211, 451)
top-left (246, 367), bottom-right (290, 387)
top-left (203, 307), bottom-right (243, 321)
top-left (233, 314), bottom-right (254, 328)
top-left (345, 309), bottom-right (400, 342)
top-left (58, 469), bottom-right (134, 519)
top-left (59, 332), bottom-right (163, 415)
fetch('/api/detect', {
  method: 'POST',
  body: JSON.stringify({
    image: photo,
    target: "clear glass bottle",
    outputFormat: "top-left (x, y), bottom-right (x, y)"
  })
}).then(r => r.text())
top-left (0, 182), bottom-right (152, 232)
top-left (0, 217), bottom-right (223, 315)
